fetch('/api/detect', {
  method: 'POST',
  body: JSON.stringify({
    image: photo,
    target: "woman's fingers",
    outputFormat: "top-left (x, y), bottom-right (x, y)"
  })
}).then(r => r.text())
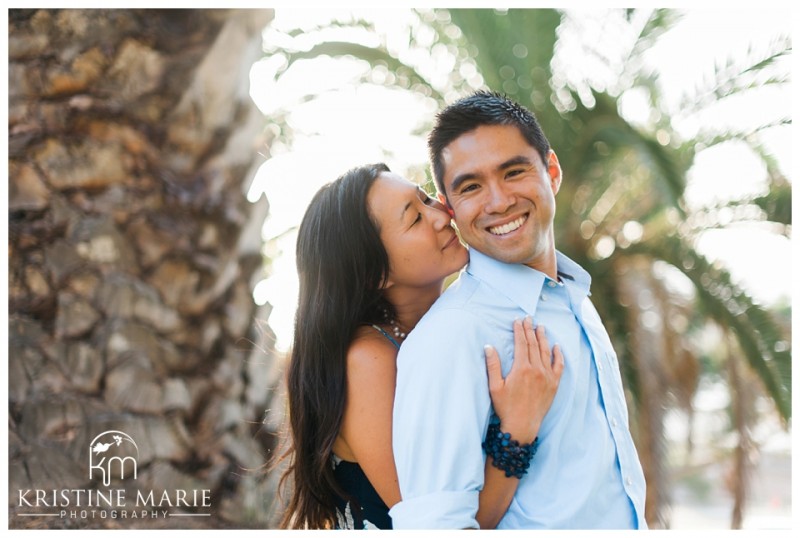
top-left (511, 318), bottom-right (531, 369)
top-left (495, 317), bottom-right (563, 382)
top-left (552, 343), bottom-right (565, 379)
top-left (486, 318), bottom-right (566, 443)
top-left (484, 344), bottom-right (504, 396)
top-left (522, 318), bottom-right (562, 374)
top-left (522, 316), bottom-right (539, 365)
top-left (535, 325), bottom-right (552, 370)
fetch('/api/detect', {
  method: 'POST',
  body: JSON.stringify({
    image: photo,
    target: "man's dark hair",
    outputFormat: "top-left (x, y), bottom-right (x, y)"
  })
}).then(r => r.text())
top-left (428, 90), bottom-right (551, 196)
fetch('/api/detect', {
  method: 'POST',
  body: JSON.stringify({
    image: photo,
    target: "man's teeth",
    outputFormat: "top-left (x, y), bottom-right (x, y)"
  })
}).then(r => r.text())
top-left (489, 216), bottom-right (526, 236)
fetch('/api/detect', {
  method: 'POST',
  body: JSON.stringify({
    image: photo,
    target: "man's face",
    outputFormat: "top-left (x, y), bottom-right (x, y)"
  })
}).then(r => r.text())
top-left (439, 124), bottom-right (562, 269)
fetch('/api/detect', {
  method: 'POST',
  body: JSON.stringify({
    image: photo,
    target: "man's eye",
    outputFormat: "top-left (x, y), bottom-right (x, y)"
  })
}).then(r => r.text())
top-left (506, 169), bottom-right (524, 178)
top-left (413, 212), bottom-right (422, 224)
top-left (460, 184), bottom-right (478, 194)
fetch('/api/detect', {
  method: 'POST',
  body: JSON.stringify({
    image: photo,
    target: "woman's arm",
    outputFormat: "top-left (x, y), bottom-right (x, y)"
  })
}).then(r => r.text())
top-left (337, 332), bottom-right (401, 508)
top-left (476, 317), bottom-right (564, 529)
top-left (340, 319), bottom-right (562, 525)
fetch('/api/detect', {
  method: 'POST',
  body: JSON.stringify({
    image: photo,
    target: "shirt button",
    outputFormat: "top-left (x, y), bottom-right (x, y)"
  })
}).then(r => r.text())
top-left (541, 293), bottom-right (548, 301)
top-left (611, 418), bottom-right (618, 428)
top-left (547, 280), bottom-right (557, 288)
top-left (597, 361), bottom-right (604, 371)
top-left (625, 477), bottom-right (633, 486)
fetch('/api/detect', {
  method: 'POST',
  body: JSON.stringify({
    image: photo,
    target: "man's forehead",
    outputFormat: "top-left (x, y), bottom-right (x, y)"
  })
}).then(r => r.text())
top-left (440, 126), bottom-right (537, 182)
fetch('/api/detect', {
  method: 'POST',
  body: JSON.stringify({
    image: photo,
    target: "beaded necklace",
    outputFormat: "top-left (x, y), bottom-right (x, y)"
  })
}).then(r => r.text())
top-left (381, 307), bottom-right (407, 341)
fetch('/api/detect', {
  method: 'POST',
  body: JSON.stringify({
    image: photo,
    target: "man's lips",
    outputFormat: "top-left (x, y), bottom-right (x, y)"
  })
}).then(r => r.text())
top-left (487, 214), bottom-right (528, 236)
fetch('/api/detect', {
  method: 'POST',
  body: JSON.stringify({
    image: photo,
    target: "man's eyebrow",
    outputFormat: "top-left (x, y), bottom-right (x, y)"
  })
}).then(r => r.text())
top-left (449, 171), bottom-right (478, 194)
top-left (498, 155), bottom-right (533, 170)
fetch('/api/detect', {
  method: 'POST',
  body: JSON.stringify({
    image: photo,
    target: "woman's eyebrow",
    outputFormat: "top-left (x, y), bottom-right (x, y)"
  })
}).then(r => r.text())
top-left (400, 199), bottom-right (413, 221)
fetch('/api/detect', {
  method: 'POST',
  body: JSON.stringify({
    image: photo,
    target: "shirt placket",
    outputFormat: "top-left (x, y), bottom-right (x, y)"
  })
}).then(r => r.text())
top-left (573, 295), bottom-right (645, 526)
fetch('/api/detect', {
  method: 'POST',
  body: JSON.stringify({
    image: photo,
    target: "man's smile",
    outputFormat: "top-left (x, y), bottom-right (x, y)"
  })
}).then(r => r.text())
top-left (487, 214), bottom-right (528, 236)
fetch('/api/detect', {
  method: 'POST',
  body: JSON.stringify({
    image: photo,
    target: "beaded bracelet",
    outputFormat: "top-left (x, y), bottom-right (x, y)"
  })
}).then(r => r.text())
top-left (481, 415), bottom-right (538, 479)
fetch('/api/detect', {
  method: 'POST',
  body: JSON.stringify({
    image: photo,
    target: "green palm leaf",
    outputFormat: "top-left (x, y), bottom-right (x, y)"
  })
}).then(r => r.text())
top-left (626, 235), bottom-right (791, 421)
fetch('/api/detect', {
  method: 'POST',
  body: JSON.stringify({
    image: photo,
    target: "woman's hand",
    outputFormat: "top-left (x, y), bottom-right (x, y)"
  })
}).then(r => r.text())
top-left (484, 316), bottom-right (564, 443)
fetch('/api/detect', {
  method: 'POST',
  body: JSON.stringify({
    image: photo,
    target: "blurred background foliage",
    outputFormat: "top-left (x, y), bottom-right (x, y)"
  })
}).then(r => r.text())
top-left (255, 8), bottom-right (791, 529)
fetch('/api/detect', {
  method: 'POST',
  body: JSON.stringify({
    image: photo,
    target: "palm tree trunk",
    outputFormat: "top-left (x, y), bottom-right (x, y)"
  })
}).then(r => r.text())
top-left (8, 8), bottom-right (279, 529)
top-left (726, 337), bottom-right (755, 529)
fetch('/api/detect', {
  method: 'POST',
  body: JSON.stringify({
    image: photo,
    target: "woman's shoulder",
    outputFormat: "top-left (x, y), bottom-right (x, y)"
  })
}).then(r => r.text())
top-left (352, 324), bottom-right (399, 346)
top-left (346, 326), bottom-right (399, 374)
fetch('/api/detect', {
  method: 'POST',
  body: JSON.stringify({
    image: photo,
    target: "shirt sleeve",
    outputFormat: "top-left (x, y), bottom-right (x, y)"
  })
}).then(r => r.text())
top-left (390, 307), bottom-right (492, 529)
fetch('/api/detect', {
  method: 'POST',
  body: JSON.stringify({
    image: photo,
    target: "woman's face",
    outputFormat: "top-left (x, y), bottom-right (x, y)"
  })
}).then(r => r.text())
top-left (367, 171), bottom-right (468, 290)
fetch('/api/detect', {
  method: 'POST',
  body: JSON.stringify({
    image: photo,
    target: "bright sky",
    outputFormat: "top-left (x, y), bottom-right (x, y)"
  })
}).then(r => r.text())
top-left (247, 8), bottom-right (793, 351)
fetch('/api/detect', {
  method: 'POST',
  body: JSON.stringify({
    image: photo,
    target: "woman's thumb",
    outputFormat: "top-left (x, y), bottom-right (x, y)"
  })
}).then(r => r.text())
top-left (484, 344), bottom-right (503, 392)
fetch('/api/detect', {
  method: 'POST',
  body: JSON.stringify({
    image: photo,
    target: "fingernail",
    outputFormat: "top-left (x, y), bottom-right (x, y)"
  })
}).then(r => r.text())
top-left (484, 344), bottom-right (493, 352)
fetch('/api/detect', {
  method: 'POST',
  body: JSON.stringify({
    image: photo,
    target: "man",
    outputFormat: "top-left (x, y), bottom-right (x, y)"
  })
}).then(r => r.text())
top-left (390, 91), bottom-right (647, 529)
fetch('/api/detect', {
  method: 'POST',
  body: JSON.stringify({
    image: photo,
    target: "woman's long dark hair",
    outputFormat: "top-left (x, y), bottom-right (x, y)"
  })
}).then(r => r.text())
top-left (278, 163), bottom-right (395, 529)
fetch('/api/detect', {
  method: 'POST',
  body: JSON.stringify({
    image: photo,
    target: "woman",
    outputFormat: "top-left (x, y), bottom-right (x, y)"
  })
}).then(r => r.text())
top-left (279, 163), bottom-right (563, 529)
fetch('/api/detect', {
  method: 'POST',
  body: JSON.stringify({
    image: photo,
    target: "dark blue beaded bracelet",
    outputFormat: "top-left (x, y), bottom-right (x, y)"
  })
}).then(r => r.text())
top-left (481, 415), bottom-right (538, 479)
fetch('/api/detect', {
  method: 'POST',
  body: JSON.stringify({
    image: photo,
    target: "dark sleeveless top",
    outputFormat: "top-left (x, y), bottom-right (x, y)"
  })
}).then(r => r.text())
top-left (332, 325), bottom-right (400, 530)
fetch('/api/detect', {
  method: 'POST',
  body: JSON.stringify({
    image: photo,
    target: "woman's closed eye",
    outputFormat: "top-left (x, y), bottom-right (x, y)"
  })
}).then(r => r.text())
top-left (411, 191), bottom-right (438, 224)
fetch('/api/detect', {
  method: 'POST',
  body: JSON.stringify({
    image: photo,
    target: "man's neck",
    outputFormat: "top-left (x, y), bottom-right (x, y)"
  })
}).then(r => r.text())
top-left (523, 254), bottom-right (558, 281)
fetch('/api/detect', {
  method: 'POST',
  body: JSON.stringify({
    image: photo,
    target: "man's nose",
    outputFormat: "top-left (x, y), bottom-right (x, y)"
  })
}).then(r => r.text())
top-left (484, 182), bottom-right (514, 214)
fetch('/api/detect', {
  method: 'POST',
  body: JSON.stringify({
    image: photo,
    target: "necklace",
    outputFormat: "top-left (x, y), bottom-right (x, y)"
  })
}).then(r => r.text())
top-left (382, 308), bottom-right (407, 341)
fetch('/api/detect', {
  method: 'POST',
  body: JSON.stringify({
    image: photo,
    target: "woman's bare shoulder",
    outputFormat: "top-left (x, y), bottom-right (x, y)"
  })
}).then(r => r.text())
top-left (346, 326), bottom-right (399, 375)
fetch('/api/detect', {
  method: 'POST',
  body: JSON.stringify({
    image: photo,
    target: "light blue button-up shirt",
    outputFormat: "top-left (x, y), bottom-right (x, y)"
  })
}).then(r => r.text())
top-left (390, 249), bottom-right (647, 529)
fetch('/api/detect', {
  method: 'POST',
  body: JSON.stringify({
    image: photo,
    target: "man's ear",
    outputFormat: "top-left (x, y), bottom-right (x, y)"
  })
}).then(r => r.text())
top-left (437, 192), bottom-right (455, 218)
top-left (547, 150), bottom-right (563, 195)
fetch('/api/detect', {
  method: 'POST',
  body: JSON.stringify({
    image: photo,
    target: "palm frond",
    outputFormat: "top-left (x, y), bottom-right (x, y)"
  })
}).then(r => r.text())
top-left (276, 41), bottom-right (446, 102)
top-left (695, 117), bottom-right (791, 150)
top-left (448, 8), bottom-right (563, 127)
top-left (629, 8), bottom-right (683, 60)
top-left (625, 235), bottom-right (791, 421)
top-left (751, 183), bottom-right (792, 226)
top-left (679, 37), bottom-right (791, 114)
top-left (567, 90), bottom-right (689, 213)
top-left (683, 187), bottom-right (791, 232)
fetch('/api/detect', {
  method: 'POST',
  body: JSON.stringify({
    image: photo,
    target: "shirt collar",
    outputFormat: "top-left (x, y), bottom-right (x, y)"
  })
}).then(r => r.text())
top-left (465, 248), bottom-right (592, 316)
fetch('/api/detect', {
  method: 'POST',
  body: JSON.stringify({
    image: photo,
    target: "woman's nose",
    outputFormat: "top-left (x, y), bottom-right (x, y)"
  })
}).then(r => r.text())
top-left (427, 202), bottom-right (451, 230)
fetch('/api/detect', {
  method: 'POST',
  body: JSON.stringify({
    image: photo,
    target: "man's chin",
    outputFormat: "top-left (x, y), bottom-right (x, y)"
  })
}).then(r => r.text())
top-left (472, 245), bottom-right (530, 265)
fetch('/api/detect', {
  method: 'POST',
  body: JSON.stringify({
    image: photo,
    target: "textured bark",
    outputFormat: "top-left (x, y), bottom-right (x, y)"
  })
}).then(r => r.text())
top-left (8, 8), bottom-right (280, 529)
